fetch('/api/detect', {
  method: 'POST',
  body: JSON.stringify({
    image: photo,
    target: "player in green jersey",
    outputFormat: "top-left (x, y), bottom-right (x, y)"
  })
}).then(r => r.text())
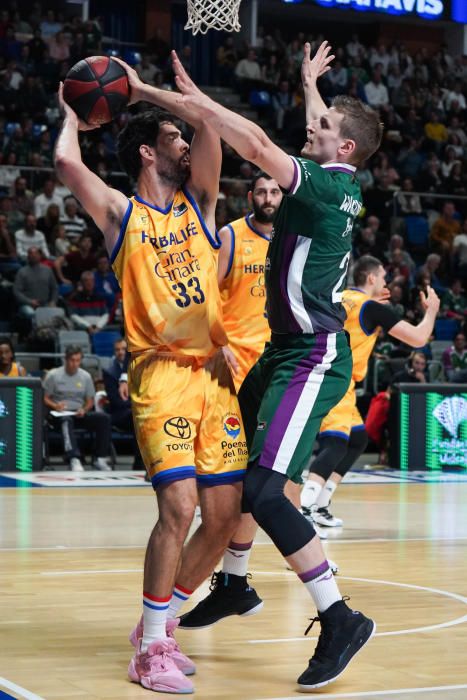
top-left (172, 42), bottom-right (383, 691)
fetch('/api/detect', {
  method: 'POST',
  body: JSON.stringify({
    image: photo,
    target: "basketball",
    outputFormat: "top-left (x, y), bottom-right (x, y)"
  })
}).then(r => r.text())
top-left (63, 56), bottom-right (130, 126)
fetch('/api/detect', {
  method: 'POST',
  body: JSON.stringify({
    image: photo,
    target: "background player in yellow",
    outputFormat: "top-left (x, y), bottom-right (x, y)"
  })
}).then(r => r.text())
top-left (54, 58), bottom-right (247, 694)
top-left (300, 255), bottom-right (440, 527)
top-left (218, 173), bottom-right (282, 391)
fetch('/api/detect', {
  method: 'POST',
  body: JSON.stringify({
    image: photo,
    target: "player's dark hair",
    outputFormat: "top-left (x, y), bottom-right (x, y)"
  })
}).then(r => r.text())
top-left (353, 255), bottom-right (383, 287)
top-left (332, 95), bottom-right (384, 165)
top-left (65, 345), bottom-right (83, 359)
top-left (117, 109), bottom-right (178, 180)
top-left (0, 336), bottom-right (14, 357)
top-left (250, 171), bottom-right (273, 192)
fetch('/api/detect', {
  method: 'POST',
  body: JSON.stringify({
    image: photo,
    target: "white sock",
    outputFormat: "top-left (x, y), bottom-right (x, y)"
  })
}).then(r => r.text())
top-left (300, 480), bottom-right (322, 509)
top-left (316, 480), bottom-right (337, 509)
top-left (167, 584), bottom-right (193, 619)
top-left (222, 540), bottom-right (253, 577)
top-left (298, 561), bottom-right (341, 612)
top-left (141, 592), bottom-right (169, 651)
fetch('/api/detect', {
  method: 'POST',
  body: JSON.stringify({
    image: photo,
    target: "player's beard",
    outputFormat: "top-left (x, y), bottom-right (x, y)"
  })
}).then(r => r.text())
top-left (253, 202), bottom-right (277, 224)
top-left (157, 154), bottom-right (190, 188)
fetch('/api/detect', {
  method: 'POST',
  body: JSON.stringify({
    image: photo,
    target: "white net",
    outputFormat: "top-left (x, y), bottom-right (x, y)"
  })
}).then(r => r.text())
top-left (185, 0), bottom-right (242, 34)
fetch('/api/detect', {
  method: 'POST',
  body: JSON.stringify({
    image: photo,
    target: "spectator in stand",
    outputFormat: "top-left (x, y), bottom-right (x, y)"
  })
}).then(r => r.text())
top-left (60, 196), bottom-right (86, 243)
top-left (355, 160), bottom-right (374, 192)
top-left (43, 344), bottom-right (111, 472)
top-left (271, 79), bottom-right (294, 131)
top-left (34, 178), bottom-right (63, 218)
top-left (444, 81), bottom-right (467, 112)
top-left (441, 279), bottom-right (467, 324)
top-left (14, 213), bottom-right (50, 261)
top-left (397, 140), bottom-right (424, 180)
top-left (419, 253), bottom-right (445, 295)
top-left (261, 53), bottom-right (280, 88)
top-left (51, 223), bottom-right (71, 257)
top-left (83, 19), bottom-right (102, 55)
top-left (386, 248), bottom-right (411, 285)
top-left (93, 254), bottom-right (120, 310)
top-left (385, 234), bottom-right (415, 272)
top-left (37, 203), bottom-right (60, 244)
top-left (453, 221), bottom-right (467, 277)
top-left (424, 110), bottom-right (448, 151)
top-left (0, 212), bottom-right (20, 278)
top-left (136, 53), bottom-right (161, 84)
top-left (442, 332), bottom-right (467, 382)
top-left (346, 33), bottom-right (364, 59)
top-left (13, 246), bottom-right (57, 319)
top-left (54, 233), bottom-right (97, 286)
top-left (48, 30), bottom-right (69, 61)
top-left (446, 161), bottom-right (467, 197)
top-left (430, 201), bottom-right (461, 257)
top-left (0, 336), bottom-right (26, 377)
top-left (234, 48), bottom-right (262, 99)
top-left (326, 59), bottom-right (348, 95)
top-left (387, 284), bottom-right (405, 320)
top-left (0, 195), bottom-right (24, 233)
top-left (102, 337), bottom-right (144, 469)
top-left (417, 155), bottom-right (443, 193)
top-left (27, 27), bottom-right (47, 62)
top-left (216, 36), bottom-right (238, 87)
top-left (39, 10), bottom-right (62, 42)
top-left (11, 176), bottom-right (34, 216)
top-left (68, 270), bottom-right (109, 334)
top-left (365, 385), bottom-right (391, 460)
top-left (364, 66), bottom-right (389, 110)
top-left (397, 177), bottom-right (422, 215)
top-left (447, 115), bottom-right (467, 148)
top-left (440, 146), bottom-right (460, 180)
top-left (392, 351), bottom-right (428, 384)
top-left (369, 43), bottom-right (391, 75)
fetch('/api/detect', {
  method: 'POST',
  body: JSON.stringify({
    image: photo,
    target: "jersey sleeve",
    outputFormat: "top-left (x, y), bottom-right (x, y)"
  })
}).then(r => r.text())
top-left (284, 157), bottom-right (339, 206)
top-left (360, 300), bottom-right (400, 335)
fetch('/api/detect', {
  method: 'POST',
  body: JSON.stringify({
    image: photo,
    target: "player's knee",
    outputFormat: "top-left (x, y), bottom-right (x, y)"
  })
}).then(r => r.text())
top-left (349, 428), bottom-right (368, 453)
top-left (158, 488), bottom-right (197, 533)
top-left (311, 434), bottom-right (348, 478)
top-left (244, 468), bottom-right (285, 527)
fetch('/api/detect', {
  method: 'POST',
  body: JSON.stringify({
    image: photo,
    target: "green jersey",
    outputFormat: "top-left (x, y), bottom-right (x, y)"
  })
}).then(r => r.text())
top-left (266, 157), bottom-right (362, 334)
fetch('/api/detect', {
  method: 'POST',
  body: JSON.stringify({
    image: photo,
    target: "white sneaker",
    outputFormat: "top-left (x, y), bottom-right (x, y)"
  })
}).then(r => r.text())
top-left (313, 506), bottom-right (344, 528)
top-left (302, 506), bottom-right (328, 539)
top-left (70, 458), bottom-right (84, 472)
top-left (94, 457), bottom-right (112, 471)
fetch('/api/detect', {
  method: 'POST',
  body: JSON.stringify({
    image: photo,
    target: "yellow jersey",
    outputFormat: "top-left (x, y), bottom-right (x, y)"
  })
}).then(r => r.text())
top-left (342, 288), bottom-right (379, 382)
top-left (220, 214), bottom-right (271, 387)
top-left (111, 190), bottom-right (227, 360)
top-left (1, 362), bottom-right (22, 377)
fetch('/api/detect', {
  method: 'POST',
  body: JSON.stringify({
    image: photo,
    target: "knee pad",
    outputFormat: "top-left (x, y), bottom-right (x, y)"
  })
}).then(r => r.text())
top-left (244, 467), bottom-right (316, 557)
top-left (310, 434), bottom-right (349, 479)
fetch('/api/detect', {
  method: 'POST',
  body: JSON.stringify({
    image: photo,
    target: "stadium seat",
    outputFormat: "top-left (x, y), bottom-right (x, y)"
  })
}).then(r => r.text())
top-left (91, 330), bottom-right (122, 357)
top-left (57, 330), bottom-right (91, 355)
top-left (34, 307), bottom-right (65, 327)
top-left (434, 319), bottom-right (460, 340)
top-left (404, 216), bottom-right (429, 257)
top-left (249, 90), bottom-right (271, 107)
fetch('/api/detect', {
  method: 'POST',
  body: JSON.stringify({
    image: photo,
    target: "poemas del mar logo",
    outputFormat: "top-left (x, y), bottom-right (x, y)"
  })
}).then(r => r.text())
top-left (223, 414), bottom-right (241, 439)
top-left (433, 397), bottom-right (467, 438)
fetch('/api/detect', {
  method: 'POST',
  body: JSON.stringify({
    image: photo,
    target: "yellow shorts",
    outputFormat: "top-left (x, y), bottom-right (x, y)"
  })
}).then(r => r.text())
top-left (319, 379), bottom-right (365, 440)
top-left (230, 341), bottom-right (265, 393)
top-left (129, 350), bottom-right (248, 489)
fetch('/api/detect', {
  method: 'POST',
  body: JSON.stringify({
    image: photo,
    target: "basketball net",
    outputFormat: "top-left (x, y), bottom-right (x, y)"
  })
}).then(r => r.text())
top-left (185, 0), bottom-right (242, 34)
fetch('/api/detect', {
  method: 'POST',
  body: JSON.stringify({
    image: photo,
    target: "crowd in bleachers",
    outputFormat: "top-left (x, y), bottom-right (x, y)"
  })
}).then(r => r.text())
top-left (1, 4), bottom-right (467, 466)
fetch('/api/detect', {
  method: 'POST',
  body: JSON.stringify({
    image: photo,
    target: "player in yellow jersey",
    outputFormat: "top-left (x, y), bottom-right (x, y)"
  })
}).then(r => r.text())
top-left (54, 58), bottom-right (247, 694)
top-left (300, 255), bottom-right (440, 527)
top-left (218, 173), bottom-right (282, 391)
top-left (0, 337), bottom-right (26, 377)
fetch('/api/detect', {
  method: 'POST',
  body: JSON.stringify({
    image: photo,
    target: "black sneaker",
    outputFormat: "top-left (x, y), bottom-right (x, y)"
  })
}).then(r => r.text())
top-left (178, 571), bottom-right (263, 629)
top-left (297, 600), bottom-right (375, 690)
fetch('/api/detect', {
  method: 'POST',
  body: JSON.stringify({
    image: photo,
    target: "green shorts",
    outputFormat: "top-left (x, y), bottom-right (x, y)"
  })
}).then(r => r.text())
top-left (239, 331), bottom-right (352, 484)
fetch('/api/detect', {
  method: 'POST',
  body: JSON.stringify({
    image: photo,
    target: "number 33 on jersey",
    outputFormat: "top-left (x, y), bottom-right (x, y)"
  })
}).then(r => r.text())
top-left (111, 189), bottom-right (227, 359)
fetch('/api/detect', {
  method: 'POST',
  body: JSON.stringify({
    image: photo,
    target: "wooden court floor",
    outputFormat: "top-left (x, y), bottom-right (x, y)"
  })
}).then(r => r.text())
top-left (1, 476), bottom-right (467, 700)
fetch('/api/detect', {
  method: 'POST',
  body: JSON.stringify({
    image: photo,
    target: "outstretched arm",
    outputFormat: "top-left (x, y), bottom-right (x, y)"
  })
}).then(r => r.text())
top-left (114, 57), bottom-right (221, 214)
top-left (54, 84), bottom-right (129, 257)
top-left (171, 51), bottom-right (295, 191)
top-left (301, 41), bottom-right (334, 125)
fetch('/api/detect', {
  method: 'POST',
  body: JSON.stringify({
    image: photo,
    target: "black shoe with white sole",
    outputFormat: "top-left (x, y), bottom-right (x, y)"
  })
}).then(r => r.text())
top-left (178, 571), bottom-right (263, 629)
top-left (297, 599), bottom-right (375, 691)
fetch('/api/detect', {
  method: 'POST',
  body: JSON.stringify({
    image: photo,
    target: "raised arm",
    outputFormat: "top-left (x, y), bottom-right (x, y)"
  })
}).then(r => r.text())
top-left (54, 84), bottom-right (129, 257)
top-left (171, 51), bottom-right (295, 191)
top-left (114, 56), bottom-right (221, 215)
top-left (389, 286), bottom-right (440, 347)
top-left (301, 41), bottom-right (334, 125)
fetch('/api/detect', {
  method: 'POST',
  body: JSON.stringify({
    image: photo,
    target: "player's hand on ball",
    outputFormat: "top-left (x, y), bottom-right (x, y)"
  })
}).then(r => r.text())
top-left (58, 82), bottom-right (100, 131)
top-left (301, 41), bottom-right (335, 88)
top-left (420, 285), bottom-right (440, 313)
top-left (111, 57), bottom-right (145, 105)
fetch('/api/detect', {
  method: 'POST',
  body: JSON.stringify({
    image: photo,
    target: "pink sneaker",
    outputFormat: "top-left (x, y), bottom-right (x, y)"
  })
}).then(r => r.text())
top-left (128, 638), bottom-right (194, 694)
top-left (129, 616), bottom-right (196, 676)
